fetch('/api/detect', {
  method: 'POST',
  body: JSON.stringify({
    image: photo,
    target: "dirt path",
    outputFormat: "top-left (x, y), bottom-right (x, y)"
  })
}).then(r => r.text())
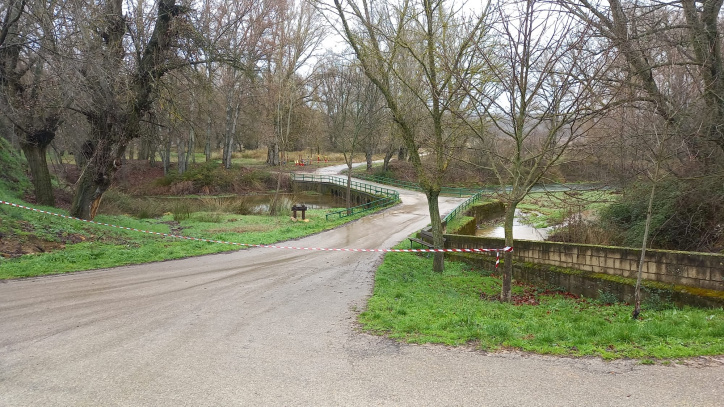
top-left (0, 176), bottom-right (722, 406)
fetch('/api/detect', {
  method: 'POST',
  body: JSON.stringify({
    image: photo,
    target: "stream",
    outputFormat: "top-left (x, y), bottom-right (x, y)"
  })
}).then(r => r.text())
top-left (475, 210), bottom-right (551, 241)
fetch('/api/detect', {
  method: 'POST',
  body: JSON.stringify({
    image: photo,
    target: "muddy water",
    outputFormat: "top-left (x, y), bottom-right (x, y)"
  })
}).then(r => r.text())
top-left (475, 210), bottom-right (551, 241)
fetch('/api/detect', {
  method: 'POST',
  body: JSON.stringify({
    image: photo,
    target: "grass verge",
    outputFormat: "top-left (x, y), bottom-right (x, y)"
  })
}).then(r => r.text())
top-left (0, 201), bottom-right (374, 279)
top-left (359, 251), bottom-right (724, 359)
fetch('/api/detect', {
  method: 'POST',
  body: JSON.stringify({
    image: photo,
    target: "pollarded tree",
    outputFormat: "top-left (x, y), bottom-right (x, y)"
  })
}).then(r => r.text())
top-left (460, 0), bottom-right (608, 301)
top-left (66, 0), bottom-right (190, 219)
top-left (331, 0), bottom-right (489, 272)
top-left (0, 0), bottom-right (66, 206)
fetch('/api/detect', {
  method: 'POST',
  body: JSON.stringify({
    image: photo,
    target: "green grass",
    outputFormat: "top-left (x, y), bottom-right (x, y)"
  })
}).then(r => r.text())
top-left (0, 201), bottom-right (372, 279)
top-left (359, 251), bottom-right (724, 359)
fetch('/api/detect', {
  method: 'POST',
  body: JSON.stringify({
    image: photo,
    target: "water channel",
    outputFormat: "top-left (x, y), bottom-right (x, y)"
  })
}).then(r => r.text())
top-left (475, 210), bottom-right (552, 241)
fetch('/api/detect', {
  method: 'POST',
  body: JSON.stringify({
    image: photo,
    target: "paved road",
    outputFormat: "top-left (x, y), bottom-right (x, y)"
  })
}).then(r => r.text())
top-left (1, 174), bottom-right (722, 406)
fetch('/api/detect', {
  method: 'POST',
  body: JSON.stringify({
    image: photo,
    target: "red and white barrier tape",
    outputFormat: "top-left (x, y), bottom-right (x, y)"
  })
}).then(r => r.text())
top-left (1, 200), bottom-right (512, 264)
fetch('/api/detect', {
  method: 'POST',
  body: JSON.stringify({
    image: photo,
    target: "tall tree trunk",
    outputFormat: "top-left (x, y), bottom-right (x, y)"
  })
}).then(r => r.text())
top-left (177, 135), bottom-right (187, 175)
top-left (148, 144), bottom-right (157, 167)
top-left (346, 163), bottom-right (353, 214)
top-left (205, 115), bottom-right (212, 162)
top-left (223, 101), bottom-right (240, 169)
top-left (138, 137), bottom-right (150, 161)
top-left (365, 149), bottom-right (373, 171)
top-left (633, 163), bottom-right (661, 319)
top-left (501, 201), bottom-right (518, 302)
top-left (188, 126), bottom-right (195, 165)
top-left (426, 189), bottom-right (444, 273)
top-left (20, 130), bottom-right (55, 206)
top-left (162, 135), bottom-right (171, 175)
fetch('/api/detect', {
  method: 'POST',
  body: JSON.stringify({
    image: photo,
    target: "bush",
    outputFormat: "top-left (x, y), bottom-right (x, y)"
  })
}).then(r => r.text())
top-left (183, 162), bottom-right (234, 192)
top-left (172, 202), bottom-right (191, 221)
top-left (156, 164), bottom-right (279, 195)
top-left (598, 178), bottom-right (724, 252)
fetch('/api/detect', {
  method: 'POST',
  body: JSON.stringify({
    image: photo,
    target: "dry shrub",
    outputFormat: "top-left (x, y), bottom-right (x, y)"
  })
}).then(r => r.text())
top-left (169, 180), bottom-right (194, 195)
top-left (549, 219), bottom-right (617, 245)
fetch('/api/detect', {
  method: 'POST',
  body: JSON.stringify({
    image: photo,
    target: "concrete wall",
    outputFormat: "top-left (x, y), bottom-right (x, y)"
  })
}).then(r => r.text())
top-left (448, 202), bottom-right (505, 236)
top-left (467, 201), bottom-right (506, 221)
top-left (448, 252), bottom-right (724, 308)
top-left (444, 235), bottom-right (724, 292)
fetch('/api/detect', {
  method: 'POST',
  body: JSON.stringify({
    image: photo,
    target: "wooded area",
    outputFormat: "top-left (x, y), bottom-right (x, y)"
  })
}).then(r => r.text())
top-left (2, 0), bottom-right (723, 301)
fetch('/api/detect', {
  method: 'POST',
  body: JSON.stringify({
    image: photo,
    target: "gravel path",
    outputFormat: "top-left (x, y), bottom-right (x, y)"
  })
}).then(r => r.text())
top-left (1, 173), bottom-right (722, 406)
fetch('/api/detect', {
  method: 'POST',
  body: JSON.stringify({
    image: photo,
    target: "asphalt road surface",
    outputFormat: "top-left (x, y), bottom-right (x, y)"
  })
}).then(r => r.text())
top-left (1, 174), bottom-right (722, 406)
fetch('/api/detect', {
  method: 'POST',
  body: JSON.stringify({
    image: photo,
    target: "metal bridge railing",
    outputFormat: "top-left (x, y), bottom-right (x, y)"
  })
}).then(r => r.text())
top-left (442, 190), bottom-right (486, 226)
top-left (352, 173), bottom-right (479, 197)
top-left (290, 173), bottom-right (400, 220)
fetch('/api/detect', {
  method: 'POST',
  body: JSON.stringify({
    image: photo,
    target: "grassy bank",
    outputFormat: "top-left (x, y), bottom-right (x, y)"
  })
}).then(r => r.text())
top-left (0, 199), bottom-right (374, 279)
top-left (360, 251), bottom-right (724, 360)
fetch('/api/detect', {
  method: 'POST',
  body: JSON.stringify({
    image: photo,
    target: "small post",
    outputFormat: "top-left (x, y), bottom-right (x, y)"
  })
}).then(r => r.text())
top-left (291, 204), bottom-right (307, 220)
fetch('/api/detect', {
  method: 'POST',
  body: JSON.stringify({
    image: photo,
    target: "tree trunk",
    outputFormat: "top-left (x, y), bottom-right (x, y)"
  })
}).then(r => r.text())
top-left (397, 146), bottom-right (407, 161)
top-left (188, 126), bottom-right (195, 165)
top-left (205, 114), bottom-right (212, 162)
top-left (177, 135), bottom-right (187, 175)
top-left (634, 169), bottom-right (660, 319)
top-left (20, 130), bottom-right (55, 206)
top-left (223, 101), bottom-right (240, 169)
top-left (501, 202), bottom-right (518, 302)
top-left (138, 137), bottom-right (150, 161)
top-left (346, 164), bottom-right (353, 214)
top-left (70, 140), bottom-right (125, 220)
top-left (162, 134), bottom-right (171, 175)
top-left (425, 189), bottom-right (444, 273)
top-left (382, 148), bottom-right (394, 172)
top-left (267, 142), bottom-right (280, 166)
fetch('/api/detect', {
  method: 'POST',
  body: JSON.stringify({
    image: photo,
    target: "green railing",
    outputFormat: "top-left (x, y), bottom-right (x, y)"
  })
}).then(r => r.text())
top-left (352, 173), bottom-right (479, 197)
top-left (442, 190), bottom-right (487, 226)
top-left (290, 173), bottom-right (400, 220)
top-left (324, 196), bottom-right (398, 220)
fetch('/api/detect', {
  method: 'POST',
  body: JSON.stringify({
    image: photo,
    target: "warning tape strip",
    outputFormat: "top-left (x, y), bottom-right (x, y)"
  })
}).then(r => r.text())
top-left (1, 200), bottom-right (512, 265)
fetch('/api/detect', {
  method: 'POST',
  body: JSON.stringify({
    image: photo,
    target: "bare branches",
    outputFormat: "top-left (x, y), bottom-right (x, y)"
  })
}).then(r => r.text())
top-left (559, 0), bottom-right (724, 153)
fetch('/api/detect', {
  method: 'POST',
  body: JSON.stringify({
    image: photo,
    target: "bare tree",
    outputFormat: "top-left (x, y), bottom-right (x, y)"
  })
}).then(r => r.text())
top-left (558, 0), bottom-right (724, 157)
top-left (0, 0), bottom-right (66, 206)
top-left (263, 0), bottom-right (324, 215)
top-left (319, 58), bottom-right (385, 210)
top-left (65, 0), bottom-right (190, 219)
top-left (331, 0), bottom-right (488, 272)
top-left (265, 0), bottom-right (324, 167)
top-left (460, 0), bottom-right (606, 301)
